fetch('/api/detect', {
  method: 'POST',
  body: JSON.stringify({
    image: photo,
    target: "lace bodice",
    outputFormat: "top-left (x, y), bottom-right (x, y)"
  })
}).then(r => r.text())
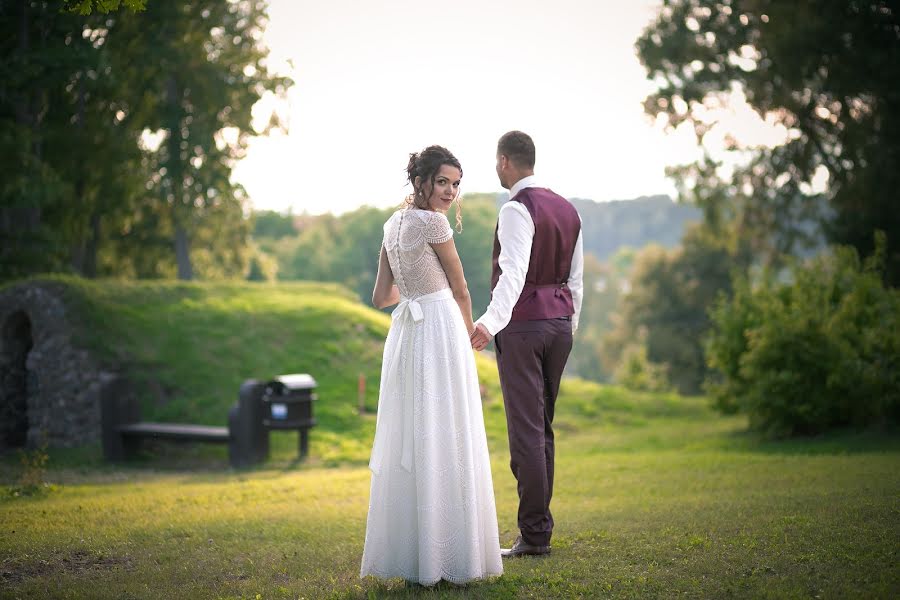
top-left (383, 208), bottom-right (453, 298)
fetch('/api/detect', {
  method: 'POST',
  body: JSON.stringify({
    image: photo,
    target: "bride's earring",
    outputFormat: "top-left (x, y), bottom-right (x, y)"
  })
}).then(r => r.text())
top-left (455, 194), bottom-right (463, 233)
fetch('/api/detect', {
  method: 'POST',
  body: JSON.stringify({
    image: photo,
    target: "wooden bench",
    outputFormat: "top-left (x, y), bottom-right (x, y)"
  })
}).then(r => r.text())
top-left (117, 422), bottom-right (230, 443)
top-left (100, 378), bottom-right (315, 468)
top-left (101, 377), bottom-right (247, 466)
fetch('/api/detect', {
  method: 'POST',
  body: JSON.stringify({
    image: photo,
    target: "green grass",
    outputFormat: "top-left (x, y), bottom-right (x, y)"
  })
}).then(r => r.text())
top-left (1, 277), bottom-right (899, 598)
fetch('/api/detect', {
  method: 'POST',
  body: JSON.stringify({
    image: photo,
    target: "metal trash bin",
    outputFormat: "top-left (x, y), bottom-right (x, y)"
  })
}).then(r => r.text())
top-left (262, 373), bottom-right (317, 458)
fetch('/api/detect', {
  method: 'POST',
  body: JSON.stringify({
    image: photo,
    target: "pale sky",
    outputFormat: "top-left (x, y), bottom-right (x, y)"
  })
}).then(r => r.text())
top-left (232, 0), bottom-right (779, 215)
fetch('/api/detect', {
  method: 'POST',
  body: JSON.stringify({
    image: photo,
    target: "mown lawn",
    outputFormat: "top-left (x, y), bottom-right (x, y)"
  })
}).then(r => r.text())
top-left (2, 381), bottom-right (898, 599)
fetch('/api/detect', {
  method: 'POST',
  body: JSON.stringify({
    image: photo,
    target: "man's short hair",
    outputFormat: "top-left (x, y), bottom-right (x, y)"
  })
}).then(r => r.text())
top-left (497, 130), bottom-right (535, 169)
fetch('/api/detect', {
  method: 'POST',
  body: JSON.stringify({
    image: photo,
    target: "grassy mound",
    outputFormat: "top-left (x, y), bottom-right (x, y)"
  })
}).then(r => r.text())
top-left (6, 275), bottom-right (504, 466)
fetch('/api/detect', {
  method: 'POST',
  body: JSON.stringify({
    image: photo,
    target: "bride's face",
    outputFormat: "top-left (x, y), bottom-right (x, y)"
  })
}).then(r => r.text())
top-left (425, 164), bottom-right (462, 213)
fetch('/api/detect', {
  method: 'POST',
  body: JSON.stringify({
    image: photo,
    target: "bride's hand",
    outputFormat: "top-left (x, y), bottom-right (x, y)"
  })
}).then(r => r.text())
top-left (470, 323), bottom-right (492, 351)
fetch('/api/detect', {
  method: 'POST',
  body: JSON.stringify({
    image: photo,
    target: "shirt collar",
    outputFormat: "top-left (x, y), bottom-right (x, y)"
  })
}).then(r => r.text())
top-left (509, 175), bottom-right (539, 201)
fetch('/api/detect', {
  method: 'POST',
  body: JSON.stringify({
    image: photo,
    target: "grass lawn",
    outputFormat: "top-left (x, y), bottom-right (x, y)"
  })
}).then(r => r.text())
top-left (1, 277), bottom-right (898, 598)
top-left (2, 383), bottom-right (898, 599)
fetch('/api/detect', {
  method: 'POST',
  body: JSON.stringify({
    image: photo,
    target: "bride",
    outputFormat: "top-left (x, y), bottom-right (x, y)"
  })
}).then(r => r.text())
top-left (360, 145), bottom-right (503, 585)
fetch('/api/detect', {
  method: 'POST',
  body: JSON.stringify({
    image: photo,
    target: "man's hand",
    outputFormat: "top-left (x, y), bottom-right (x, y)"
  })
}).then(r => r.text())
top-left (470, 323), bottom-right (493, 352)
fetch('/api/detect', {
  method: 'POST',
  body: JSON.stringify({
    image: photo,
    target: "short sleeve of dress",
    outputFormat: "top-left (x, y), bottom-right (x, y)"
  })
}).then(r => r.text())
top-left (382, 211), bottom-right (399, 250)
top-left (423, 212), bottom-right (453, 244)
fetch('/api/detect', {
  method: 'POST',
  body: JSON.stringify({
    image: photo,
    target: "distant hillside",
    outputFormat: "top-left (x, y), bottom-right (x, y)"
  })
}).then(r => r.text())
top-left (571, 195), bottom-right (700, 259)
top-left (489, 192), bottom-right (700, 260)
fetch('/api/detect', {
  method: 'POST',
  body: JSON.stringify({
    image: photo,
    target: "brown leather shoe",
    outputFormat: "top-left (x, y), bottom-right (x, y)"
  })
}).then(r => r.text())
top-left (500, 535), bottom-right (551, 558)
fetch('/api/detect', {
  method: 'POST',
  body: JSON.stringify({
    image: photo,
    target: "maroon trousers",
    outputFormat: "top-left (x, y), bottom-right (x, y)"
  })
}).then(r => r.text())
top-left (495, 317), bottom-right (573, 547)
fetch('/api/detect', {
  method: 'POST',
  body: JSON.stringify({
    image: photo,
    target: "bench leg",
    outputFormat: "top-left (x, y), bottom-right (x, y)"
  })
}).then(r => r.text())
top-left (100, 378), bottom-right (140, 462)
top-left (122, 435), bottom-right (142, 460)
top-left (299, 428), bottom-right (309, 460)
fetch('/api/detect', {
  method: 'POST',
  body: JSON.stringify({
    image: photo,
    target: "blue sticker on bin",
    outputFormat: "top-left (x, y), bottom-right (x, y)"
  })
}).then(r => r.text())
top-left (271, 403), bottom-right (288, 419)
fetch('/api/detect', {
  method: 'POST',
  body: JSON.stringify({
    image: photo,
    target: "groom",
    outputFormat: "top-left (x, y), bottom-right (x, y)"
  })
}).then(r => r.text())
top-left (471, 131), bottom-right (584, 558)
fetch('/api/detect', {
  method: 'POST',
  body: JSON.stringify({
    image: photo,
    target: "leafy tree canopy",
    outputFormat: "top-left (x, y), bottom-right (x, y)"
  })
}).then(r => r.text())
top-left (63, 0), bottom-right (145, 14)
top-left (637, 1), bottom-right (900, 283)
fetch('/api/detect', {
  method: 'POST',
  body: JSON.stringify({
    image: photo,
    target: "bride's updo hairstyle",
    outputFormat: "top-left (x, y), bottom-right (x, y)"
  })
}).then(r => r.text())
top-left (405, 145), bottom-right (464, 232)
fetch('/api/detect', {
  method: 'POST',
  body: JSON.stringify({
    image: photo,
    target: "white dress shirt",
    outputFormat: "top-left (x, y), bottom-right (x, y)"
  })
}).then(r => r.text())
top-left (476, 176), bottom-right (584, 336)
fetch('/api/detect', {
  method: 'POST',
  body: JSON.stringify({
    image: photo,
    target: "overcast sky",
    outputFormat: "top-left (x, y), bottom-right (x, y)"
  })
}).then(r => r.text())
top-left (233, 0), bottom-right (705, 215)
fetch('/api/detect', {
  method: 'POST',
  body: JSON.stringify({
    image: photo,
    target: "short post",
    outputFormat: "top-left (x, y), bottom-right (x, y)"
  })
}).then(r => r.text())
top-left (357, 372), bottom-right (366, 415)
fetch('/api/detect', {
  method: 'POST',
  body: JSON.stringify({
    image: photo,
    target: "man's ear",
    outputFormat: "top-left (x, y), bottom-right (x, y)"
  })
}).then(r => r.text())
top-left (414, 175), bottom-right (421, 188)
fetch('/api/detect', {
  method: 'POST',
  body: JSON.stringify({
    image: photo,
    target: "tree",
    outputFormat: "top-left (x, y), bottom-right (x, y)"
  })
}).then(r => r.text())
top-left (569, 249), bottom-right (632, 381)
top-left (1, 1), bottom-right (290, 281)
top-left (110, 1), bottom-right (290, 279)
top-left (0, 2), bottom-right (144, 278)
top-left (637, 1), bottom-right (900, 284)
top-left (706, 233), bottom-right (900, 434)
top-left (603, 225), bottom-right (745, 394)
top-left (253, 210), bottom-right (297, 239)
top-left (257, 195), bottom-right (500, 314)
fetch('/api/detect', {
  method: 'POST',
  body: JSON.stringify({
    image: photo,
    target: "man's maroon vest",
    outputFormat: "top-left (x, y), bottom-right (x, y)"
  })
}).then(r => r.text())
top-left (491, 187), bottom-right (581, 322)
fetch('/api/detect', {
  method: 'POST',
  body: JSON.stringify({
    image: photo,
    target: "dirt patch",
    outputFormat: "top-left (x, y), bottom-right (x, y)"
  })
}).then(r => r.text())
top-left (0, 549), bottom-right (132, 584)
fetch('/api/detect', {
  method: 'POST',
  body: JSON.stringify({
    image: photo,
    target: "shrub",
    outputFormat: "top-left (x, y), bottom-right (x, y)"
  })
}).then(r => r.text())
top-left (614, 341), bottom-right (672, 393)
top-left (706, 233), bottom-right (900, 435)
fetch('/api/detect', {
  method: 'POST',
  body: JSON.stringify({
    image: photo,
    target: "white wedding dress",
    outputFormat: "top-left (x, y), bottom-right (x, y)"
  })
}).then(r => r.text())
top-left (360, 208), bottom-right (503, 585)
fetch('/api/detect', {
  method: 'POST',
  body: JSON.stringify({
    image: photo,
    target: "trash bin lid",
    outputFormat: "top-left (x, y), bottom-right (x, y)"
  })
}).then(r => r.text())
top-left (274, 373), bottom-right (317, 390)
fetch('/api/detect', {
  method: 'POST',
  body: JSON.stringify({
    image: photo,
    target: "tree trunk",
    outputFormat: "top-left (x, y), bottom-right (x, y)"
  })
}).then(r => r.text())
top-left (174, 220), bottom-right (193, 280)
top-left (83, 210), bottom-right (101, 278)
top-left (70, 76), bottom-right (88, 275)
top-left (14, 0), bottom-right (32, 128)
top-left (165, 74), bottom-right (193, 280)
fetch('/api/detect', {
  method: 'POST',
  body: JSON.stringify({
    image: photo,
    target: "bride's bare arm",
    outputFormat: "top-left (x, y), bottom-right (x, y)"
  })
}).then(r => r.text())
top-left (372, 246), bottom-right (400, 308)
top-left (431, 238), bottom-right (474, 334)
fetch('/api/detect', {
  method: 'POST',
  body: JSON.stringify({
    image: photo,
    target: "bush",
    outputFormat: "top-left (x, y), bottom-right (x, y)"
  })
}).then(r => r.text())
top-left (614, 342), bottom-right (672, 393)
top-left (706, 233), bottom-right (900, 435)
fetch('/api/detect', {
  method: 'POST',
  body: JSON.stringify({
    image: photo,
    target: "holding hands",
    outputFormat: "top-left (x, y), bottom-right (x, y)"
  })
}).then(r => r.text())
top-left (470, 323), bottom-right (492, 352)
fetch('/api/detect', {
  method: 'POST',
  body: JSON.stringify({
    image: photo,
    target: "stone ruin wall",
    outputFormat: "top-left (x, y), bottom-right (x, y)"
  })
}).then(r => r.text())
top-left (0, 281), bottom-right (119, 450)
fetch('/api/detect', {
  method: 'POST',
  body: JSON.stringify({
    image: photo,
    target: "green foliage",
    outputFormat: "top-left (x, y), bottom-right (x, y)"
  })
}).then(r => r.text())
top-left (613, 343), bottom-right (672, 393)
top-left (637, 1), bottom-right (900, 284)
top-left (569, 250), bottom-right (632, 381)
top-left (605, 225), bottom-right (743, 394)
top-left (244, 243), bottom-right (278, 282)
top-left (452, 194), bottom-right (498, 316)
top-left (1, 0), bottom-right (290, 281)
top-left (252, 210), bottom-right (297, 240)
top-left (258, 196), bottom-right (498, 316)
top-left (706, 233), bottom-right (900, 435)
top-left (6, 440), bottom-right (54, 498)
top-left (63, 0), bottom-right (145, 14)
